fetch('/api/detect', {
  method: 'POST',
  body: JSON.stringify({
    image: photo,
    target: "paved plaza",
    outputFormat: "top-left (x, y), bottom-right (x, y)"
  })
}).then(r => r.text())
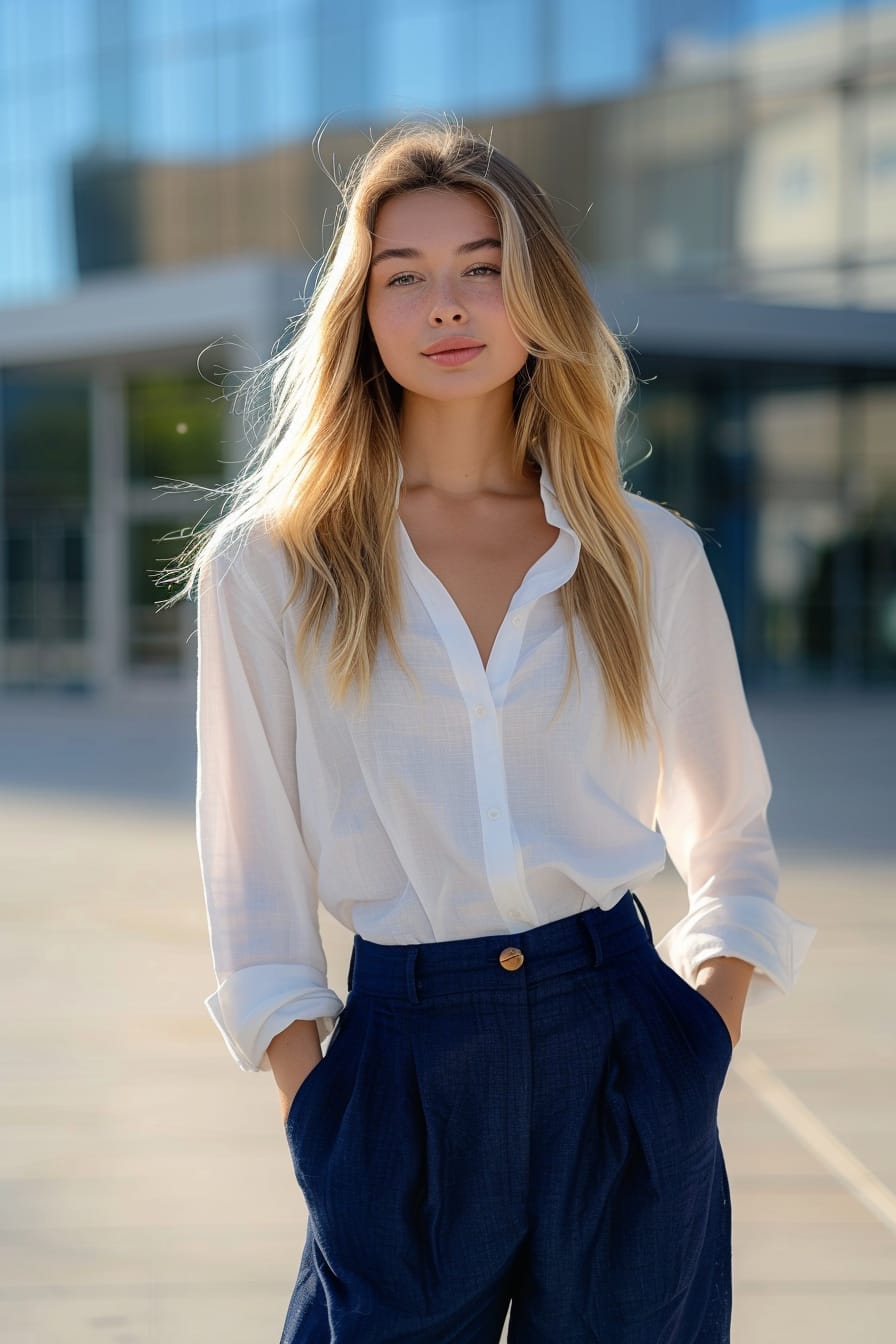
top-left (1, 687), bottom-right (894, 1342)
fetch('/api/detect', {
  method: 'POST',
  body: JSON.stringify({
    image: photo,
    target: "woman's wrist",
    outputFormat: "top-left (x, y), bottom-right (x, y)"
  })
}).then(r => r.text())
top-left (268, 1018), bottom-right (324, 1124)
top-left (693, 955), bottom-right (754, 1048)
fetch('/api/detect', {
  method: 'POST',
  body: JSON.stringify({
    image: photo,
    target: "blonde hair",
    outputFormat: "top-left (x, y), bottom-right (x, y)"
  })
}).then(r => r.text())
top-left (165, 115), bottom-right (655, 748)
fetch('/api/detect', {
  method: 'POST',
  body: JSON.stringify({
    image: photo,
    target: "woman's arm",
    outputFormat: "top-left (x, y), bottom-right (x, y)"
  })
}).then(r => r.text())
top-left (694, 955), bottom-right (754, 1048)
top-left (268, 1019), bottom-right (324, 1124)
top-left (196, 533), bottom-right (344, 1090)
top-left (652, 533), bottom-right (816, 1016)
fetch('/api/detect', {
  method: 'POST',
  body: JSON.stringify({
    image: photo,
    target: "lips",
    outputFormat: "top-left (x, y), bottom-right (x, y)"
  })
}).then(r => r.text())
top-left (423, 345), bottom-right (486, 367)
top-left (423, 337), bottom-right (485, 355)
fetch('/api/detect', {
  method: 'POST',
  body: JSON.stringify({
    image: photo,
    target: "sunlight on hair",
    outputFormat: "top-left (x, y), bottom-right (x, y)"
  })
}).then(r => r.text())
top-left (159, 114), bottom-right (671, 749)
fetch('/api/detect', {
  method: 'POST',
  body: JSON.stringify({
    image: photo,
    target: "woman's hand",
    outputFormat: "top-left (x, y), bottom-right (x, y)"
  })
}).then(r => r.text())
top-left (693, 955), bottom-right (755, 1050)
top-left (268, 1019), bottom-right (324, 1125)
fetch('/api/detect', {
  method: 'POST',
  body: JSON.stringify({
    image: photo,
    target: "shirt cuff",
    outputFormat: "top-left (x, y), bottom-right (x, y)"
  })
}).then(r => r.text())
top-left (654, 893), bottom-right (817, 1010)
top-left (204, 963), bottom-right (346, 1072)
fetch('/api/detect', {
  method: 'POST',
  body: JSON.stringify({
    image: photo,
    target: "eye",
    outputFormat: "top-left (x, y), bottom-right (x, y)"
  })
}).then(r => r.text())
top-left (385, 264), bottom-right (501, 288)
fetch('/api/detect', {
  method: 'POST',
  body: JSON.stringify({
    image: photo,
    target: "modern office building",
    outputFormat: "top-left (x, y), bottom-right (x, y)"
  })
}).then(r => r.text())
top-left (1, 0), bottom-right (895, 693)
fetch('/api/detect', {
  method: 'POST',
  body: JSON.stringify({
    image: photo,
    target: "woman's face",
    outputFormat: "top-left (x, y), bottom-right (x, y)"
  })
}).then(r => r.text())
top-left (364, 187), bottom-right (529, 403)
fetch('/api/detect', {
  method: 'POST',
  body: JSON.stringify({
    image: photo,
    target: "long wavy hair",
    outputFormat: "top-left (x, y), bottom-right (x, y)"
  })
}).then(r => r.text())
top-left (164, 115), bottom-right (656, 748)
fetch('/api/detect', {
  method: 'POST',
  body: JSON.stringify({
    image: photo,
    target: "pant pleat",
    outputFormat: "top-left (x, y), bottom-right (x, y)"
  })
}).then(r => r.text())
top-left (280, 894), bottom-right (733, 1343)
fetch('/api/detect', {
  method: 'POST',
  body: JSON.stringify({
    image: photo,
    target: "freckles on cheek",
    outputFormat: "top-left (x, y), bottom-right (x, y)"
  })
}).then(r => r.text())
top-left (368, 292), bottom-right (403, 334)
top-left (381, 289), bottom-right (415, 316)
top-left (482, 289), bottom-right (510, 312)
top-left (376, 301), bottom-right (416, 348)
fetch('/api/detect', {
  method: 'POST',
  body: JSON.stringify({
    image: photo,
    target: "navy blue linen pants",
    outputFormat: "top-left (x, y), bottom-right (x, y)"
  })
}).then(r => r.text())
top-left (279, 891), bottom-right (734, 1343)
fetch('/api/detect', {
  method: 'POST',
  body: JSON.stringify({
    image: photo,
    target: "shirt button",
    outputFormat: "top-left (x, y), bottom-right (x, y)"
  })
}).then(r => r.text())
top-left (487, 808), bottom-right (500, 820)
top-left (511, 614), bottom-right (523, 627)
top-left (508, 908), bottom-right (523, 920)
top-left (474, 704), bottom-right (487, 717)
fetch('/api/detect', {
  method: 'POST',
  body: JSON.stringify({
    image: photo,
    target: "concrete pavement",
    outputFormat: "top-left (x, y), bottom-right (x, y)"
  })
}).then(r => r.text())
top-left (1, 688), bottom-right (894, 1342)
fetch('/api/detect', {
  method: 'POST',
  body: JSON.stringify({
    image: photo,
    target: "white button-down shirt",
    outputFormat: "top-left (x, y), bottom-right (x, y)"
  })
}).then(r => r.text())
top-left (196, 461), bottom-right (816, 1072)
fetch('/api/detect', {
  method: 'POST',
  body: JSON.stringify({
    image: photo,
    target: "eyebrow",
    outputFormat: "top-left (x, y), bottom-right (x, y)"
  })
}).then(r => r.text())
top-left (370, 236), bottom-right (502, 268)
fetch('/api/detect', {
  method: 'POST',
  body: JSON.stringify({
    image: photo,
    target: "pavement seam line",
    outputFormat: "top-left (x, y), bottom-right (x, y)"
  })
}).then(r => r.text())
top-left (731, 1047), bottom-right (896, 1236)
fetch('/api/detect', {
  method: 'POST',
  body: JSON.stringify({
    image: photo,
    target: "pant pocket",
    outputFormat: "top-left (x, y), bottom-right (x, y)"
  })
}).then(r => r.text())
top-left (298, 993), bottom-right (527, 1321)
top-left (649, 953), bottom-right (733, 1079)
top-left (293, 994), bottom-right (433, 1317)
top-left (284, 993), bottom-right (366, 1165)
top-left (604, 945), bottom-right (731, 1164)
top-left (586, 951), bottom-right (731, 1326)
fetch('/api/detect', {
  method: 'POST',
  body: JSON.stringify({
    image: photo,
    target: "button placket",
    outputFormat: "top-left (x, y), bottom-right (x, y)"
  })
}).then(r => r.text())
top-left (465, 684), bottom-right (522, 902)
top-left (485, 606), bottom-right (528, 696)
top-left (396, 483), bottom-right (582, 932)
top-left (463, 674), bottom-right (541, 931)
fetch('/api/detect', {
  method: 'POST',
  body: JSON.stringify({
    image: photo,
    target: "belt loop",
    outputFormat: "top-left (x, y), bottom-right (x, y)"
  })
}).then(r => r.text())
top-left (581, 912), bottom-right (603, 967)
top-left (630, 890), bottom-right (654, 946)
top-left (405, 947), bottom-right (420, 1004)
top-left (347, 941), bottom-right (356, 993)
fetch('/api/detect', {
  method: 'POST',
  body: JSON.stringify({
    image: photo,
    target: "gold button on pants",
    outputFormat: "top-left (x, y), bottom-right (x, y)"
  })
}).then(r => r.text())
top-left (499, 946), bottom-right (525, 971)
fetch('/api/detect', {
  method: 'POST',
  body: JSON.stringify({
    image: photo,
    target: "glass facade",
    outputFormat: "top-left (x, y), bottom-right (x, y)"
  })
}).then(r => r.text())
top-left (3, 1), bottom-right (894, 305)
top-left (0, 0), bottom-right (894, 689)
top-left (1, 372), bottom-right (90, 686)
top-left (0, 364), bottom-right (229, 687)
top-left (127, 372), bottom-right (229, 485)
top-left (626, 359), bottom-right (896, 684)
top-left (125, 371), bottom-right (230, 673)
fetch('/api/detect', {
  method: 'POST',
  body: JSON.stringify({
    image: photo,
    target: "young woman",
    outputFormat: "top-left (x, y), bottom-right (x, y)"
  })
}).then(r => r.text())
top-left (184, 119), bottom-right (816, 1342)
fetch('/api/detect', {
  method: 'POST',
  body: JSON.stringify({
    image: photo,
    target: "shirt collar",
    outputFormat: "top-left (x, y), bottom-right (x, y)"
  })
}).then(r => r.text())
top-left (533, 459), bottom-right (578, 540)
top-left (529, 459), bottom-right (582, 587)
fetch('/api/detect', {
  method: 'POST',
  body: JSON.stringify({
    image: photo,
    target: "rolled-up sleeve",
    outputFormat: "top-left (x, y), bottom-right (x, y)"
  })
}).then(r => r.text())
top-left (195, 535), bottom-right (344, 1072)
top-left (652, 537), bottom-right (816, 1009)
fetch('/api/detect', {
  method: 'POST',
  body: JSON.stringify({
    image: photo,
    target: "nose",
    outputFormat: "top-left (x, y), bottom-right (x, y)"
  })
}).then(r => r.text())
top-left (430, 276), bottom-right (467, 325)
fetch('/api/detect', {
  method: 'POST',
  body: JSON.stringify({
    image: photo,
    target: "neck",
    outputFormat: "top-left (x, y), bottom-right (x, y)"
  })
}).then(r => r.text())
top-left (397, 388), bottom-right (535, 498)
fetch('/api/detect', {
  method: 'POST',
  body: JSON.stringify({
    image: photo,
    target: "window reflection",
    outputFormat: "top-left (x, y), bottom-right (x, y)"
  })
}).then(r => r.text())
top-left (127, 372), bottom-right (227, 484)
top-left (128, 519), bottom-right (190, 672)
top-left (126, 370), bottom-right (228, 672)
top-left (2, 371), bottom-right (90, 685)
